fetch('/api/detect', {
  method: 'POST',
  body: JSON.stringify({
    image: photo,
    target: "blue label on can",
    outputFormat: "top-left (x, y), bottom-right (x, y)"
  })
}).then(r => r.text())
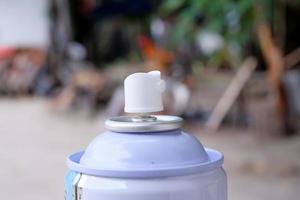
top-left (65, 171), bottom-right (80, 200)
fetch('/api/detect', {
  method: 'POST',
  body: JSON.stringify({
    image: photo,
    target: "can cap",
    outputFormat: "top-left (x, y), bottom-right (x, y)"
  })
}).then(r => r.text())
top-left (124, 71), bottom-right (165, 113)
top-left (68, 129), bottom-right (224, 178)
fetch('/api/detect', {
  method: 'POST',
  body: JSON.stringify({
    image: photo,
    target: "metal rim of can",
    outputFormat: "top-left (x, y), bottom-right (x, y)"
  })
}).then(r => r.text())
top-left (105, 115), bottom-right (183, 132)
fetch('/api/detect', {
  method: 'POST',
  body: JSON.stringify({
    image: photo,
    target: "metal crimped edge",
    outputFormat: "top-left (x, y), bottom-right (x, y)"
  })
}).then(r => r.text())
top-left (105, 115), bottom-right (183, 132)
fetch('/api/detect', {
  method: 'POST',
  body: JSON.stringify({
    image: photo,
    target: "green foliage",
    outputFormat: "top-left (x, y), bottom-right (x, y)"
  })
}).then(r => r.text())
top-left (169, 8), bottom-right (196, 45)
top-left (160, 0), bottom-right (187, 14)
top-left (160, 0), bottom-right (274, 66)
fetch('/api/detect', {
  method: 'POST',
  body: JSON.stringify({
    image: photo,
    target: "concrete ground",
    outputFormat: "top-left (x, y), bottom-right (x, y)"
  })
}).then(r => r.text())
top-left (0, 98), bottom-right (299, 200)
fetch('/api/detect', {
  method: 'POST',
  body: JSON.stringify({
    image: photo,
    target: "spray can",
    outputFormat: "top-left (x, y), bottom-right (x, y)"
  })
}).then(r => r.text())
top-left (65, 71), bottom-right (227, 200)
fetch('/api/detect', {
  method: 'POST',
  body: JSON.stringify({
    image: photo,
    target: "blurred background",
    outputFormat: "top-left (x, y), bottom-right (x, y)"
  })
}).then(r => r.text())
top-left (0, 0), bottom-right (300, 199)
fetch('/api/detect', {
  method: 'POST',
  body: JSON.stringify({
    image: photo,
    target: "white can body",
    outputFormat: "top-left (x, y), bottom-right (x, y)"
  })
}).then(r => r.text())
top-left (65, 168), bottom-right (227, 200)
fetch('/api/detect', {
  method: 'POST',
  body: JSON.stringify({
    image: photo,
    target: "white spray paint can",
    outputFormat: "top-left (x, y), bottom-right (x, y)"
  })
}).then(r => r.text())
top-left (65, 71), bottom-right (227, 200)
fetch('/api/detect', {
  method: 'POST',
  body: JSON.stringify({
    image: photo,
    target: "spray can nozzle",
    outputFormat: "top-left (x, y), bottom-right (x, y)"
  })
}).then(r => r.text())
top-left (124, 71), bottom-right (165, 114)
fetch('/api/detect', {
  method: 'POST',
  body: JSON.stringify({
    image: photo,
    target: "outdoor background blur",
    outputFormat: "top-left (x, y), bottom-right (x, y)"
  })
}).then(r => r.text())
top-left (0, 0), bottom-right (300, 199)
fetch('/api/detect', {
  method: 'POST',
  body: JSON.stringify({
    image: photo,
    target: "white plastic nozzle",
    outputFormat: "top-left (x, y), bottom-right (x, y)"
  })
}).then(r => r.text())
top-left (124, 71), bottom-right (165, 113)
